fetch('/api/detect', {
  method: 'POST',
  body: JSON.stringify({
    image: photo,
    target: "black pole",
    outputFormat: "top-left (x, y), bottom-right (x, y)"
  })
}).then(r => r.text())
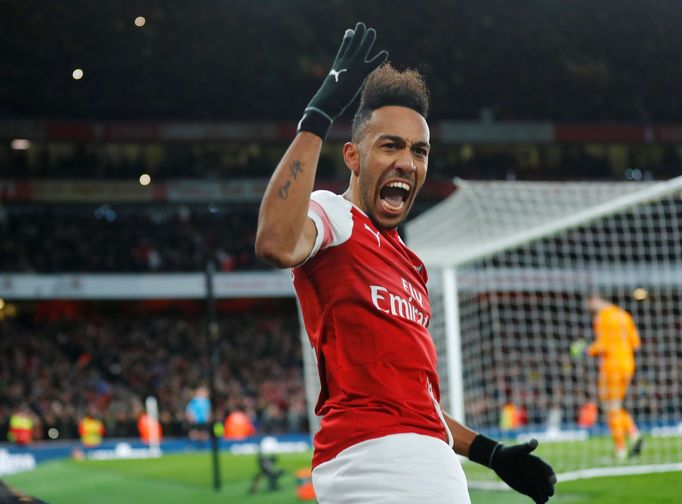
top-left (205, 260), bottom-right (221, 491)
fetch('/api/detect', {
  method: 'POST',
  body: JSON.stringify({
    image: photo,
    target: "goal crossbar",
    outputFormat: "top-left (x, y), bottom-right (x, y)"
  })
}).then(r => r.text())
top-left (407, 175), bottom-right (682, 268)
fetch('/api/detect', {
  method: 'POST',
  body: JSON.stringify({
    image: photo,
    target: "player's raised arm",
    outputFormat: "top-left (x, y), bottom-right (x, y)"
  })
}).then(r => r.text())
top-left (255, 22), bottom-right (387, 268)
top-left (254, 130), bottom-right (323, 268)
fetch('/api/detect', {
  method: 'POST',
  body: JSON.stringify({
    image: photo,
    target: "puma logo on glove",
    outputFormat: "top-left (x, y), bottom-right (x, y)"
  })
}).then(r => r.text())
top-left (329, 68), bottom-right (348, 82)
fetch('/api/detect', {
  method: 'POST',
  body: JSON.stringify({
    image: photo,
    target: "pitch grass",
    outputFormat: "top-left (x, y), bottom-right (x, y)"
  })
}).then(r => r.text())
top-left (4, 442), bottom-right (682, 504)
top-left (463, 433), bottom-right (682, 481)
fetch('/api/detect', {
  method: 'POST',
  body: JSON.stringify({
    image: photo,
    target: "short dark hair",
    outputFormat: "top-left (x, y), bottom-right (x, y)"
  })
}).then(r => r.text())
top-left (351, 64), bottom-right (430, 143)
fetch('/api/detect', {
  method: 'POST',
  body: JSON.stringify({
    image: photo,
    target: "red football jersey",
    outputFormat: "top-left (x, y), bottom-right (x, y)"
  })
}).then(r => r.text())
top-left (293, 191), bottom-right (450, 468)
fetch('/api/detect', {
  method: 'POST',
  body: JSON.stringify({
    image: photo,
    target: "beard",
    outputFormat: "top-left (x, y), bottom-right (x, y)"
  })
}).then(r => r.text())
top-left (358, 161), bottom-right (410, 231)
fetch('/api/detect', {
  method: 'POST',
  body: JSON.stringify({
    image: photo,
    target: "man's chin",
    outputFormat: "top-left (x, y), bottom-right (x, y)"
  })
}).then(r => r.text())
top-left (369, 210), bottom-right (404, 230)
top-left (362, 195), bottom-right (409, 229)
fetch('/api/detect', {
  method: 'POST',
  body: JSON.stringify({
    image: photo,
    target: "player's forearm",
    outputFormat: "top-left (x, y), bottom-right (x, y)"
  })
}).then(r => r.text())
top-left (445, 413), bottom-right (557, 501)
top-left (255, 131), bottom-right (322, 266)
top-left (443, 412), bottom-right (478, 457)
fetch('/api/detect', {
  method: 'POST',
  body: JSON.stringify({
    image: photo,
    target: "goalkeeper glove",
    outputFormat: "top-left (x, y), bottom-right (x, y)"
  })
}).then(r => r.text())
top-left (570, 338), bottom-right (587, 360)
top-left (469, 434), bottom-right (557, 504)
top-left (297, 21), bottom-right (388, 140)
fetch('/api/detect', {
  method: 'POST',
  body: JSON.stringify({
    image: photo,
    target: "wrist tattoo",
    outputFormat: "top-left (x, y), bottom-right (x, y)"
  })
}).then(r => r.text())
top-left (278, 160), bottom-right (304, 200)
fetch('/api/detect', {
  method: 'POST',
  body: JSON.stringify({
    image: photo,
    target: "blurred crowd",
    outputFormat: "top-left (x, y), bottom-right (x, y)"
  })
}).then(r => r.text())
top-left (3, 132), bottom-right (681, 182)
top-left (0, 203), bottom-right (262, 272)
top-left (0, 303), bottom-right (307, 443)
top-left (1, 140), bottom-right (292, 180)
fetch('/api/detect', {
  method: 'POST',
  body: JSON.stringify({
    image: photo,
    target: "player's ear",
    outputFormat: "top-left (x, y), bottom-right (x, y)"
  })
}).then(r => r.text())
top-left (343, 142), bottom-right (361, 177)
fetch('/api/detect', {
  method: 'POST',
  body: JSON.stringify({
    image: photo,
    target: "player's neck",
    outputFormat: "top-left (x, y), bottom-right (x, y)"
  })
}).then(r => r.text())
top-left (342, 187), bottom-right (365, 214)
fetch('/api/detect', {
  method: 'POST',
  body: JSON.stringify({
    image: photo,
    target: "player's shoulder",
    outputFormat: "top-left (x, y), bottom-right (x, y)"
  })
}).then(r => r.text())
top-left (306, 190), bottom-right (356, 255)
top-left (310, 190), bottom-right (355, 228)
top-left (605, 304), bottom-right (629, 318)
top-left (311, 190), bottom-right (352, 210)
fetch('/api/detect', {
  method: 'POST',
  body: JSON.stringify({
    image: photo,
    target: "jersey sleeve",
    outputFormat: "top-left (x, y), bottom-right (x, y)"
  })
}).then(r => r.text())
top-left (303, 190), bottom-right (354, 262)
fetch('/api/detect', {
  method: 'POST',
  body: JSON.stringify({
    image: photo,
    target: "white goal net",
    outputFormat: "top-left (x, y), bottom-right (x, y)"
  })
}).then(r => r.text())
top-left (407, 177), bottom-right (682, 482)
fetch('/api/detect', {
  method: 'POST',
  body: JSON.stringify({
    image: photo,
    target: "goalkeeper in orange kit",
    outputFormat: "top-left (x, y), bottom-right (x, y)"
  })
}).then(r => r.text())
top-left (572, 295), bottom-right (643, 460)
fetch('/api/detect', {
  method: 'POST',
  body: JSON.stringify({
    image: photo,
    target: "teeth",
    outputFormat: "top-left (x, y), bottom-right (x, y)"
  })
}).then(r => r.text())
top-left (386, 181), bottom-right (411, 192)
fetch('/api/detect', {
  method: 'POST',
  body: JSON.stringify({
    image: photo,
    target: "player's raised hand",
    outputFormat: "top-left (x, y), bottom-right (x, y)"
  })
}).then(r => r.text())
top-left (470, 435), bottom-right (557, 503)
top-left (297, 21), bottom-right (388, 140)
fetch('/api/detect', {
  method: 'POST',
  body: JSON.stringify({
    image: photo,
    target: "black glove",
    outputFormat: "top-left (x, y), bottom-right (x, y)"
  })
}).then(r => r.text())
top-left (469, 434), bottom-right (557, 503)
top-left (297, 21), bottom-right (388, 140)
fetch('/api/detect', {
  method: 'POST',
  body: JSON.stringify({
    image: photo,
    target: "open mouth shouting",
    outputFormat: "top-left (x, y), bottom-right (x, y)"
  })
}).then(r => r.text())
top-left (379, 179), bottom-right (412, 215)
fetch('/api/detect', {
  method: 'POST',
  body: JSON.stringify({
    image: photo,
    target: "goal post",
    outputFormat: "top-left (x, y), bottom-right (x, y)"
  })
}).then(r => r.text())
top-left (407, 176), bottom-right (682, 481)
top-left (297, 300), bottom-right (322, 435)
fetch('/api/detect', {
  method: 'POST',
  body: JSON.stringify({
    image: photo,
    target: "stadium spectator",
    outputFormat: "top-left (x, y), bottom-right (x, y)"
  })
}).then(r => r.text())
top-left (138, 412), bottom-right (163, 445)
top-left (499, 402), bottom-right (527, 432)
top-left (7, 404), bottom-right (35, 445)
top-left (78, 409), bottom-right (105, 447)
top-left (223, 410), bottom-right (256, 440)
top-left (577, 401), bottom-right (598, 429)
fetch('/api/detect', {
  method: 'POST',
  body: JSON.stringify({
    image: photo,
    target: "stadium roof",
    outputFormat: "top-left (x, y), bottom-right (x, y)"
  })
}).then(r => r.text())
top-left (3, 1), bottom-right (682, 121)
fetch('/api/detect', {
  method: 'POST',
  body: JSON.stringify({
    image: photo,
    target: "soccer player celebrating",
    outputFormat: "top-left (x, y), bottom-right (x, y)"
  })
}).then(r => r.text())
top-left (584, 295), bottom-right (643, 460)
top-left (256, 22), bottom-right (556, 503)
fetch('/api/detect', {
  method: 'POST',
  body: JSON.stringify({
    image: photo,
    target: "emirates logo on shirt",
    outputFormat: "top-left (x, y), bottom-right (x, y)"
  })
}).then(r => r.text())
top-left (369, 277), bottom-right (429, 327)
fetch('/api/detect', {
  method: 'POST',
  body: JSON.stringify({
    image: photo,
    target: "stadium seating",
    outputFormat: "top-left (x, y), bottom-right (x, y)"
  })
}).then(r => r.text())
top-left (0, 303), bottom-right (306, 442)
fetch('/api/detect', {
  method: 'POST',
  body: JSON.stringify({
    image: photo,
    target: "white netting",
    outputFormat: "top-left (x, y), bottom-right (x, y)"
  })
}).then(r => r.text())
top-left (409, 179), bottom-right (680, 267)
top-left (407, 177), bottom-right (682, 481)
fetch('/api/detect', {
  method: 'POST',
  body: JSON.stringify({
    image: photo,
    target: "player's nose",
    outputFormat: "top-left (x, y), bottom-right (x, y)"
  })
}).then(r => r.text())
top-left (394, 149), bottom-right (416, 174)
